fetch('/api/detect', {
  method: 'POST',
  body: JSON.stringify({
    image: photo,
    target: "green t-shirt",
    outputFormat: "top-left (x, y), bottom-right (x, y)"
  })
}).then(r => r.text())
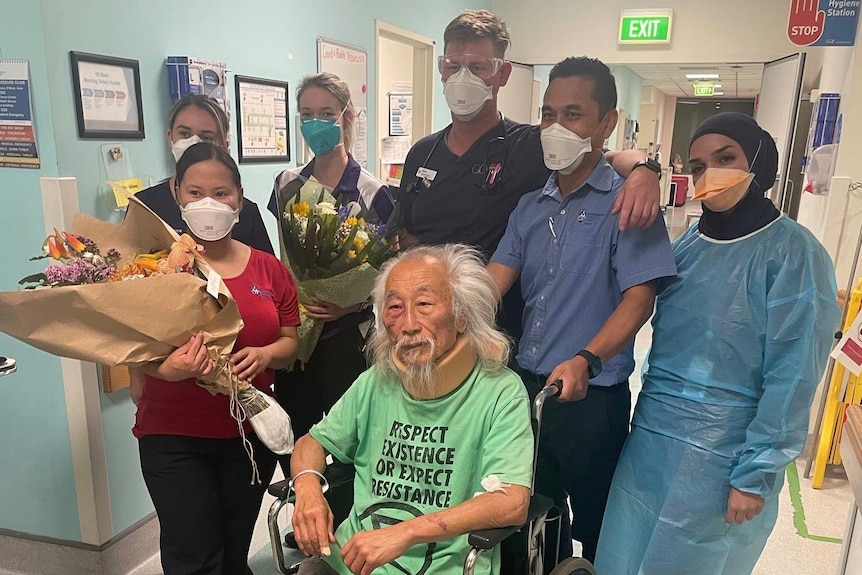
top-left (310, 361), bottom-right (534, 575)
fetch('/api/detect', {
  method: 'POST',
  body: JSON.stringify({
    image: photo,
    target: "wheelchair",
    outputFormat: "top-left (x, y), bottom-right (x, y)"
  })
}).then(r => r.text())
top-left (267, 382), bottom-right (596, 575)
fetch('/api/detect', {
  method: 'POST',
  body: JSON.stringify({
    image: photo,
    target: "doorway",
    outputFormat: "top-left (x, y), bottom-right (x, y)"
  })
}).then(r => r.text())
top-left (374, 21), bottom-right (435, 186)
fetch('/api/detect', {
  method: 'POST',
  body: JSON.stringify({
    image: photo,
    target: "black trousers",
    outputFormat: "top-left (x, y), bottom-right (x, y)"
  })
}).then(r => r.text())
top-left (517, 366), bottom-right (630, 566)
top-left (138, 434), bottom-right (277, 575)
top-left (274, 326), bottom-right (368, 471)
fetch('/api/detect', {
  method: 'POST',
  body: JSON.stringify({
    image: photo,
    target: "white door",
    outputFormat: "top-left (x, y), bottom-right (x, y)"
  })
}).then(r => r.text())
top-left (498, 62), bottom-right (539, 125)
top-left (754, 53), bottom-right (806, 212)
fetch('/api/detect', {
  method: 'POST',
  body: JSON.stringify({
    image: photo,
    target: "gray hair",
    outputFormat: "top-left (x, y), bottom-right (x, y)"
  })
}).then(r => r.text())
top-left (368, 244), bottom-right (511, 372)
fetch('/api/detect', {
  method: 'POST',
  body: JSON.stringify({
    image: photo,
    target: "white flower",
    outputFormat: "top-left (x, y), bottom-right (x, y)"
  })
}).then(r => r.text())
top-left (315, 202), bottom-right (337, 216)
top-left (356, 230), bottom-right (370, 245)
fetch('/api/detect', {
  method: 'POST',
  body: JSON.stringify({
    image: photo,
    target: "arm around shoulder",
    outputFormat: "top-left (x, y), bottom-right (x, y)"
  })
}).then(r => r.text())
top-left (607, 150), bottom-right (661, 230)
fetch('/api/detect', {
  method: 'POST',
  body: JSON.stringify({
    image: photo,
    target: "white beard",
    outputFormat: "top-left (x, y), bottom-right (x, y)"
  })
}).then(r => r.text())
top-left (394, 338), bottom-right (438, 398)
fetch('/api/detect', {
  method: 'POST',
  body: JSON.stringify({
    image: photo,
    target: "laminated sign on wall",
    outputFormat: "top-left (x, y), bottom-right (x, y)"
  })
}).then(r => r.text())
top-left (0, 59), bottom-right (39, 169)
top-left (318, 38), bottom-right (368, 168)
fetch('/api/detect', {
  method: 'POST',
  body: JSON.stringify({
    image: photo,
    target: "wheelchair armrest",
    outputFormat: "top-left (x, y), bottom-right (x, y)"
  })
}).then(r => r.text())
top-left (268, 478), bottom-right (293, 499)
top-left (467, 493), bottom-right (555, 551)
top-left (268, 460), bottom-right (357, 500)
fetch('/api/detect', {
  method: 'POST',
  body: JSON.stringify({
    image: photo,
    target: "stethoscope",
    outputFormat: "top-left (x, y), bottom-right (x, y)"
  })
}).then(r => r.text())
top-left (404, 119), bottom-right (508, 199)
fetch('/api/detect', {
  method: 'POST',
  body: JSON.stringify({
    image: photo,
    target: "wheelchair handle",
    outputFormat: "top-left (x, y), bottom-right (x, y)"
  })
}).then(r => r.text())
top-left (533, 379), bottom-right (562, 420)
top-left (530, 380), bottom-right (562, 494)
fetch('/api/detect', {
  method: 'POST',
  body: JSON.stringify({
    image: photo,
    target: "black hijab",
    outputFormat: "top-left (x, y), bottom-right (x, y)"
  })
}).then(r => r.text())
top-left (690, 112), bottom-right (780, 240)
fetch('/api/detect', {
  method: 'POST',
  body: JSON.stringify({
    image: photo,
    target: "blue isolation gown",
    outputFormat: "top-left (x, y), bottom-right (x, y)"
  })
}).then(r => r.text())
top-left (594, 216), bottom-right (840, 575)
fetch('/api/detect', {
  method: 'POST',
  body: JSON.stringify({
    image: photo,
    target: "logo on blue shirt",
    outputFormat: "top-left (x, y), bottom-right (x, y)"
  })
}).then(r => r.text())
top-left (577, 210), bottom-right (605, 225)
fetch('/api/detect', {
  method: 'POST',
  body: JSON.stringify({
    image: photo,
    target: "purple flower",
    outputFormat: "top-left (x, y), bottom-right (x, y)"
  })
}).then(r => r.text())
top-left (44, 260), bottom-right (117, 285)
top-left (338, 205), bottom-right (351, 221)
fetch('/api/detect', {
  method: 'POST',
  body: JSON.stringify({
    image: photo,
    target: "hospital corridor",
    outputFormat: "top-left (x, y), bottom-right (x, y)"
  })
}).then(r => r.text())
top-left (3, 1), bottom-right (862, 575)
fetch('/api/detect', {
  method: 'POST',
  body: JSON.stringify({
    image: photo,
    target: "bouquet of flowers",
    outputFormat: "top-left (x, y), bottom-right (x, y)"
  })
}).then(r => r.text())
top-left (277, 177), bottom-right (392, 363)
top-left (0, 196), bottom-right (294, 470)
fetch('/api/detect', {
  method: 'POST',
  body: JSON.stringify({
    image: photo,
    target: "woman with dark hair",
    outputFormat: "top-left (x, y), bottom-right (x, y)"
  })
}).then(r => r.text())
top-left (136, 94), bottom-right (273, 254)
top-left (267, 73), bottom-right (394, 442)
top-left (594, 113), bottom-right (840, 575)
top-left (132, 142), bottom-right (299, 574)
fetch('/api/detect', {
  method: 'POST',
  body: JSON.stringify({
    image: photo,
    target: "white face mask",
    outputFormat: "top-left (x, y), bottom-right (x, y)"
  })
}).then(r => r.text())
top-left (443, 67), bottom-right (493, 122)
top-left (171, 135), bottom-right (203, 163)
top-left (179, 196), bottom-right (239, 241)
top-left (540, 123), bottom-right (593, 175)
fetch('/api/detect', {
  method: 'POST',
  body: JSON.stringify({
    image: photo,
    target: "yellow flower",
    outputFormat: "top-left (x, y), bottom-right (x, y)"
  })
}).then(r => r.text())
top-left (354, 238), bottom-right (366, 250)
top-left (347, 250), bottom-right (357, 260)
top-left (291, 202), bottom-right (310, 217)
top-left (345, 216), bottom-right (358, 227)
top-left (358, 217), bottom-right (366, 227)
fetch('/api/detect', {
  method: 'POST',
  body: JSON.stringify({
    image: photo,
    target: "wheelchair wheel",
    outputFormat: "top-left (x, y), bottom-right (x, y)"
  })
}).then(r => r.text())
top-left (548, 557), bottom-right (596, 575)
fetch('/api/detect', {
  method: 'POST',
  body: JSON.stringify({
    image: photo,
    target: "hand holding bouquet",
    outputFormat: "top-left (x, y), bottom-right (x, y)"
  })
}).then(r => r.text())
top-left (277, 178), bottom-right (391, 363)
top-left (0, 197), bottom-right (294, 468)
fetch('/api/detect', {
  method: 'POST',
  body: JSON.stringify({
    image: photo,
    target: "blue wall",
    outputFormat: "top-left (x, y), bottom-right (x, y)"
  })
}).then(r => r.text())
top-left (530, 63), bottom-right (643, 149)
top-left (609, 65), bottom-right (644, 147)
top-left (0, 0), bottom-right (80, 541)
top-left (1, 0), bottom-right (489, 542)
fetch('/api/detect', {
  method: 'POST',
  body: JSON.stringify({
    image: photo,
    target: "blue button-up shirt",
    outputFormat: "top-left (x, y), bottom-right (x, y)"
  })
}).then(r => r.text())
top-left (491, 156), bottom-right (676, 386)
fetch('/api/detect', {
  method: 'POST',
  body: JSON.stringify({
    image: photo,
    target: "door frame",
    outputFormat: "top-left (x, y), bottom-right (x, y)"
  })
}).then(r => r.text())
top-left (374, 21), bottom-right (435, 179)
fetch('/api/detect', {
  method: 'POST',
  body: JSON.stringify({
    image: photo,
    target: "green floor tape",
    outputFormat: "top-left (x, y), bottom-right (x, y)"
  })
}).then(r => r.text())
top-left (786, 461), bottom-right (843, 543)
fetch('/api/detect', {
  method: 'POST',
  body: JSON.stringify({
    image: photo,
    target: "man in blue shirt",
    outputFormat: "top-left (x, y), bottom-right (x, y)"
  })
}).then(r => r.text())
top-left (488, 57), bottom-right (677, 565)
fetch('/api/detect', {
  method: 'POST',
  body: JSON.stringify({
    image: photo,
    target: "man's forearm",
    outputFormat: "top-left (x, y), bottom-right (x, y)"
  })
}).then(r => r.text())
top-left (583, 282), bottom-right (656, 362)
top-left (400, 485), bottom-right (530, 546)
top-left (291, 434), bottom-right (328, 483)
top-left (606, 149), bottom-right (648, 177)
top-left (486, 262), bottom-right (519, 299)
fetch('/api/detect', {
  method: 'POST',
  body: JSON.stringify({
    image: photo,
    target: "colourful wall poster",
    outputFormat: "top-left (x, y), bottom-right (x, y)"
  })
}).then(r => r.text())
top-left (0, 59), bottom-right (39, 169)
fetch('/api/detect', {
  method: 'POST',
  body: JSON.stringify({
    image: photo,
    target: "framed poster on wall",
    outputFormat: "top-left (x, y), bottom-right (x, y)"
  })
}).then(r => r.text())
top-left (317, 37), bottom-right (368, 167)
top-left (234, 75), bottom-right (290, 163)
top-left (69, 51), bottom-right (144, 139)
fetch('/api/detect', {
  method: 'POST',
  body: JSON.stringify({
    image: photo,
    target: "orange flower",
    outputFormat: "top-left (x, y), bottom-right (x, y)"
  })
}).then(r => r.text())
top-left (62, 231), bottom-right (87, 253)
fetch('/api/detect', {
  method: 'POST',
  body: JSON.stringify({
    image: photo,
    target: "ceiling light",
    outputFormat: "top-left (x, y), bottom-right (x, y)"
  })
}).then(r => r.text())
top-left (685, 73), bottom-right (720, 80)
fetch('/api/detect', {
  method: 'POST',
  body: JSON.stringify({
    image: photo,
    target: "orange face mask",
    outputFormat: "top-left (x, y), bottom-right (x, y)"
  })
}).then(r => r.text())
top-left (692, 168), bottom-right (755, 212)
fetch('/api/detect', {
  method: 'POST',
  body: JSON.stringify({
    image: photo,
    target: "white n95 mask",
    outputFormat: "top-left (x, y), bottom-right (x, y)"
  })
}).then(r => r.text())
top-left (179, 197), bottom-right (240, 241)
top-left (443, 68), bottom-right (493, 121)
top-left (540, 123), bottom-right (592, 175)
top-left (171, 135), bottom-right (203, 162)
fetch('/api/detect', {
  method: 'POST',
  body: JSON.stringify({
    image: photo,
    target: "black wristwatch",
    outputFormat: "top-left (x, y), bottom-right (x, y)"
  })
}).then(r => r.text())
top-left (575, 349), bottom-right (602, 379)
top-left (632, 157), bottom-right (662, 176)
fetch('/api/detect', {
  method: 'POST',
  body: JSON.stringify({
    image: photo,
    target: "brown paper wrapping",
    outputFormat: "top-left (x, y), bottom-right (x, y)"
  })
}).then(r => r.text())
top-left (0, 195), bottom-right (243, 372)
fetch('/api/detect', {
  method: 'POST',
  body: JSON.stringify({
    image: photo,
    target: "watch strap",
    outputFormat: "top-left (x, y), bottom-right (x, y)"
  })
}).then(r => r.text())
top-left (575, 349), bottom-right (602, 379)
top-left (633, 157), bottom-right (662, 175)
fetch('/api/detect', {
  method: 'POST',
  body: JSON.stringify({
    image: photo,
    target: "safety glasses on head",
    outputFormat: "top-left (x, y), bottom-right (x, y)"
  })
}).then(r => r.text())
top-left (437, 54), bottom-right (504, 80)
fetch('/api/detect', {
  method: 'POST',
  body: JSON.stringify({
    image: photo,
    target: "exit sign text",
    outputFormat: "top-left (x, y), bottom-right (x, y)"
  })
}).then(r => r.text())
top-left (694, 84), bottom-right (715, 97)
top-left (619, 10), bottom-right (673, 44)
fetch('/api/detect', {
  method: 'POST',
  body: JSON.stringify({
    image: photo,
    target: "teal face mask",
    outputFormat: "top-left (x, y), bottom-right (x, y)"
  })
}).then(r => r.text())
top-left (301, 118), bottom-right (342, 156)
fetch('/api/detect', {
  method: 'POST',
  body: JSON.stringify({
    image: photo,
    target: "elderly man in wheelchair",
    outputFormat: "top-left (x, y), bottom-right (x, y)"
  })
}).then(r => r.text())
top-left (269, 245), bottom-right (595, 575)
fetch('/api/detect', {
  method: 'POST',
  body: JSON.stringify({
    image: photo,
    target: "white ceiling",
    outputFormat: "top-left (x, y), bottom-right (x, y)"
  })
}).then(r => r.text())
top-left (624, 62), bottom-right (763, 100)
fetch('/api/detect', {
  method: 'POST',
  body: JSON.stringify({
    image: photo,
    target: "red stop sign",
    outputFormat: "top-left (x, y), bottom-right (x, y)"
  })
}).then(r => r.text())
top-left (788, 0), bottom-right (825, 46)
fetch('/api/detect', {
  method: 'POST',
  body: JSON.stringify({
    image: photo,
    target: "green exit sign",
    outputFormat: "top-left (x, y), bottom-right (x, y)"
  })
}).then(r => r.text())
top-left (619, 9), bottom-right (673, 44)
top-left (694, 83), bottom-right (715, 97)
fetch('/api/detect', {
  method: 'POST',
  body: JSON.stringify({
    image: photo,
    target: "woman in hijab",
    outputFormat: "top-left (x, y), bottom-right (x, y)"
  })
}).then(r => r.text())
top-left (593, 113), bottom-right (840, 575)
